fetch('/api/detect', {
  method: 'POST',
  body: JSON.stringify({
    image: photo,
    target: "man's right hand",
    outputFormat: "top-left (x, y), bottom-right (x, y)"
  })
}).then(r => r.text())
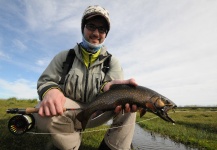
top-left (38, 88), bottom-right (66, 117)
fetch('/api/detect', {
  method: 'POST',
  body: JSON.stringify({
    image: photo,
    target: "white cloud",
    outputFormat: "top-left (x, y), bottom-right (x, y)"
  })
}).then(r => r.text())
top-left (0, 0), bottom-right (217, 106)
top-left (0, 78), bottom-right (38, 99)
top-left (0, 50), bottom-right (10, 60)
top-left (13, 39), bottom-right (27, 51)
top-left (23, 0), bottom-right (83, 33)
top-left (106, 0), bottom-right (217, 106)
top-left (36, 57), bottom-right (50, 67)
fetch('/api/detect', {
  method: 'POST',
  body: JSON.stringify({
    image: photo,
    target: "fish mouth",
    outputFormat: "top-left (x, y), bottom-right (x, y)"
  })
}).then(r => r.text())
top-left (157, 105), bottom-right (177, 123)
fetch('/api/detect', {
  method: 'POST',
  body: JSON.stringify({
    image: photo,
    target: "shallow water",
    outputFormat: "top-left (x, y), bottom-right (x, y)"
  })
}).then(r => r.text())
top-left (132, 124), bottom-right (197, 150)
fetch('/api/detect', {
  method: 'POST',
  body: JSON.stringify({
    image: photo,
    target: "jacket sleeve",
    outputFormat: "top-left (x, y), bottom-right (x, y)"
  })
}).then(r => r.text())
top-left (37, 50), bottom-right (68, 100)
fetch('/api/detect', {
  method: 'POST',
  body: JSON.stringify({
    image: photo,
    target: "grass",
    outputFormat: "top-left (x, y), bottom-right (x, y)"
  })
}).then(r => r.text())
top-left (136, 107), bottom-right (217, 150)
top-left (0, 98), bottom-right (216, 149)
top-left (0, 98), bottom-right (106, 150)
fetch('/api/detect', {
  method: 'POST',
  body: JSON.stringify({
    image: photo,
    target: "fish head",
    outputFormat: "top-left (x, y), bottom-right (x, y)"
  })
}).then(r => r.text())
top-left (146, 95), bottom-right (177, 123)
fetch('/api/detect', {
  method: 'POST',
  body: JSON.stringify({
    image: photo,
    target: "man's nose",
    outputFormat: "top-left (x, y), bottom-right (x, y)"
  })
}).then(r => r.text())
top-left (92, 28), bottom-right (100, 35)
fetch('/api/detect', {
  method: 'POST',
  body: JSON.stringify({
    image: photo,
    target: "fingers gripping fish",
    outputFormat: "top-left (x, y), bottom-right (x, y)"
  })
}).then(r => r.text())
top-left (76, 84), bottom-right (177, 130)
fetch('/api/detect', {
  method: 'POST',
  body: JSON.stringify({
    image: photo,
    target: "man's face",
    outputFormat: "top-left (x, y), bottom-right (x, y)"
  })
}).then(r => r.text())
top-left (83, 17), bottom-right (107, 45)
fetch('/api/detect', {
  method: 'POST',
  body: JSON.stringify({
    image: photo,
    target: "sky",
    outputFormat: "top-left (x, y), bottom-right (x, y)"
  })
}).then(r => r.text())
top-left (0, 0), bottom-right (217, 106)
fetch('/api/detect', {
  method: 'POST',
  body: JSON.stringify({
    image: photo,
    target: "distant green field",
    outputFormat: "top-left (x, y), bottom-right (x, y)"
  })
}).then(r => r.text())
top-left (0, 98), bottom-right (216, 150)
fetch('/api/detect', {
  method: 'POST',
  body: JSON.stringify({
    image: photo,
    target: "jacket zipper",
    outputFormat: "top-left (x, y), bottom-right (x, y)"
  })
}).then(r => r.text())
top-left (64, 75), bottom-right (70, 95)
top-left (84, 54), bottom-right (92, 102)
top-left (96, 78), bottom-right (99, 92)
top-left (74, 75), bottom-right (78, 100)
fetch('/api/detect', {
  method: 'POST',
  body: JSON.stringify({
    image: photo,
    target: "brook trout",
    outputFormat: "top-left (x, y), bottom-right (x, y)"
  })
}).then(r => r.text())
top-left (76, 84), bottom-right (177, 130)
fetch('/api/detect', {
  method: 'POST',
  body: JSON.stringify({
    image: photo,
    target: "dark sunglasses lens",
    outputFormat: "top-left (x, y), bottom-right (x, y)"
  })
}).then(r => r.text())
top-left (98, 27), bottom-right (106, 33)
top-left (86, 24), bottom-right (96, 31)
top-left (86, 24), bottom-right (107, 33)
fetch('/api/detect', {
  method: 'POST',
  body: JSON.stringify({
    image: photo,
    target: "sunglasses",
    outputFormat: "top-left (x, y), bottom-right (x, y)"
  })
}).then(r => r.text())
top-left (85, 24), bottom-right (107, 34)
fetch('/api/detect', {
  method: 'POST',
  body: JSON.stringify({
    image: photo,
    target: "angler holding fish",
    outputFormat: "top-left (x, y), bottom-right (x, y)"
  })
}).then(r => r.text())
top-left (30, 5), bottom-right (177, 150)
top-left (33, 5), bottom-right (139, 150)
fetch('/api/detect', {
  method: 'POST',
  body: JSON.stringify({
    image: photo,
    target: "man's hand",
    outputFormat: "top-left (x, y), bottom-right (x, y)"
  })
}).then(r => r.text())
top-left (103, 78), bottom-right (138, 92)
top-left (114, 104), bottom-right (138, 113)
top-left (103, 78), bottom-right (138, 113)
top-left (38, 88), bottom-right (66, 117)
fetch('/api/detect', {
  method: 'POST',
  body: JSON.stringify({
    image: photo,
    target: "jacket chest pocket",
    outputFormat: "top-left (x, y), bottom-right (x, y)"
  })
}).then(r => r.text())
top-left (64, 69), bottom-right (83, 101)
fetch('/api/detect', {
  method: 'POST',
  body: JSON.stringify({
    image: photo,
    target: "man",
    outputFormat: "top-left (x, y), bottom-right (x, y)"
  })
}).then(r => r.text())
top-left (34, 5), bottom-right (137, 150)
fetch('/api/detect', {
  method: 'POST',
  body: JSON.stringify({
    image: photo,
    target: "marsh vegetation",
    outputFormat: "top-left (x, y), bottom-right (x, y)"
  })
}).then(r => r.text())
top-left (0, 98), bottom-right (216, 150)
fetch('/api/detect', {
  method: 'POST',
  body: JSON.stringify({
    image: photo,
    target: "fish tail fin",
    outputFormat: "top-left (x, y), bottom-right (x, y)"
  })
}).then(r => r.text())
top-left (76, 111), bottom-right (88, 130)
top-left (81, 120), bottom-right (88, 130)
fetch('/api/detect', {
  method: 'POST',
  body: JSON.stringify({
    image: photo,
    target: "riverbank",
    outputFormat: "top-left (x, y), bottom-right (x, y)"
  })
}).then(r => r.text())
top-left (132, 123), bottom-right (198, 150)
top-left (136, 107), bottom-right (217, 150)
top-left (0, 98), bottom-right (216, 149)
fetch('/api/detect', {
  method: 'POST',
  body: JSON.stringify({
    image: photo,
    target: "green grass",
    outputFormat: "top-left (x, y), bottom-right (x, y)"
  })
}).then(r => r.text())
top-left (1, 98), bottom-right (216, 149)
top-left (136, 107), bottom-right (217, 150)
top-left (0, 98), bottom-right (106, 150)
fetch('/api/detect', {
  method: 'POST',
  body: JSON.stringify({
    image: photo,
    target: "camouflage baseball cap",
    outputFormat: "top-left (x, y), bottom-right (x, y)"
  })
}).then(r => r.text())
top-left (81, 5), bottom-right (110, 34)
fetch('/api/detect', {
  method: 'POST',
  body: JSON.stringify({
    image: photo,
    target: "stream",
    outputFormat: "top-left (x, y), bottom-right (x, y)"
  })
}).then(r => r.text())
top-left (132, 124), bottom-right (198, 150)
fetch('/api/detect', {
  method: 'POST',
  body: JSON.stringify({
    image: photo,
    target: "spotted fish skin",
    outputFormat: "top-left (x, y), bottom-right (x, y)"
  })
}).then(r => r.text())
top-left (76, 84), bottom-right (177, 130)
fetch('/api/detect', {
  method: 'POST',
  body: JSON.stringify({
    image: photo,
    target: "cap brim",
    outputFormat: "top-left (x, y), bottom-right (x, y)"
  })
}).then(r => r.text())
top-left (85, 14), bottom-right (104, 20)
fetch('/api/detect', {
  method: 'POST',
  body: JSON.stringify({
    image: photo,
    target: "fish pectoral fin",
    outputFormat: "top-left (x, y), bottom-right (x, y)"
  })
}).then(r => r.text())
top-left (90, 110), bottom-right (105, 120)
top-left (139, 108), bottom-right (147, 118)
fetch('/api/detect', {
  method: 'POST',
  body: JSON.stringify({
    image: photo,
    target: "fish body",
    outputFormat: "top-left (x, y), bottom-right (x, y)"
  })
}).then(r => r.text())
top-left (76, 84), bottom-right (177, 130)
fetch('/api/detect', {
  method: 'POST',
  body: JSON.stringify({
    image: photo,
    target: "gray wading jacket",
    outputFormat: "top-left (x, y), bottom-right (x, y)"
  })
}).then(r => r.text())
top-left (37, 44), bottom-right (124, 103)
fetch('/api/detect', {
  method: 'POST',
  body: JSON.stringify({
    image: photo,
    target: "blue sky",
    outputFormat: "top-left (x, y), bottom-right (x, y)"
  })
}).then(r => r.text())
top-left (0, 0), bottom-right (217, 106)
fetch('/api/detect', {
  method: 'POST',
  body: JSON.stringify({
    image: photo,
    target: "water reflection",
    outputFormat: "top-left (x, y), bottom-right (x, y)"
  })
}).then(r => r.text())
top-left (132, 124), bottom-right (197, 150)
